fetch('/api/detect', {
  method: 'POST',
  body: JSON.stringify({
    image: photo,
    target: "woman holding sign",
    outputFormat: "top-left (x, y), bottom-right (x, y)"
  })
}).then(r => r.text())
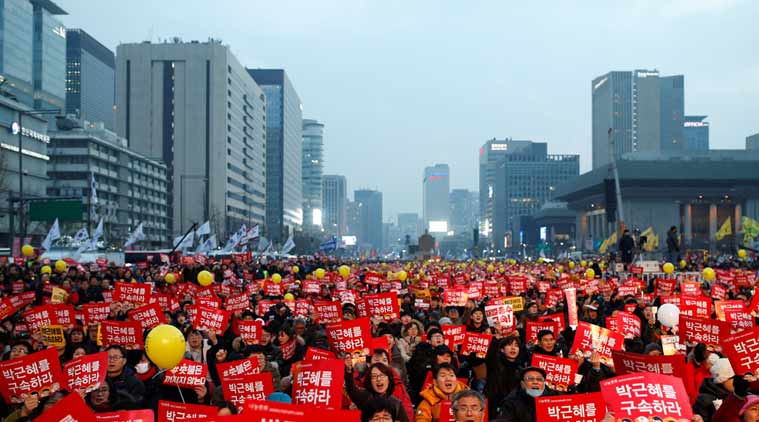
top-left (344, 360), bottom-right (410, 422)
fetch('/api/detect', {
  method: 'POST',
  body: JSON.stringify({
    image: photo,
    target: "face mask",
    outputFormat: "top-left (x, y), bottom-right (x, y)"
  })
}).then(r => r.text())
top-left (135, 362), bottom-right (150, 374)
top-left (525, 388), bottom-right (544, 398)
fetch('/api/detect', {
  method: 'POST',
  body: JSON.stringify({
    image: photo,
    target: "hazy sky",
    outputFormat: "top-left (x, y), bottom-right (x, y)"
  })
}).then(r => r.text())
top-left (59, 0), bottom-right (759, 221)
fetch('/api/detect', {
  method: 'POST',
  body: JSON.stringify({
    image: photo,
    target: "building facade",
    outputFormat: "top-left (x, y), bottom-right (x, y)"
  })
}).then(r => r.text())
top-left (116, 40), bottom-right (267, 240)
top-left (65, 29), bottom-right (114, 130)
top-left (322, 174), bottom-right (346, 237)
top-left (747, 133), bottom-right (759, 151)
top-left (302, 118), bottom-right (323, 232)
top-left (449, 189), bottom-right (478, 236)
top-left (683, 115), bottom-right (709, 151)
top-left (247, 69), bottom-right (302, 245)
top-left (492, 141), bottom-right (579, 250)
top-left (397, 212), bottom-right (420, 243)
top-left (48, 121), bottom-right (168, 247)
top-left (423, 163), bottom-right (449, 232)
top-left (354, 189), bottom-right (383, 250)
top-left (592, 70), bottom-right (684, 169)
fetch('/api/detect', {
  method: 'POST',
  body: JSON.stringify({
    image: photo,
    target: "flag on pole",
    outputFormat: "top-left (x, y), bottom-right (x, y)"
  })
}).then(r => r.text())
top-left (73, 227), bottom-right (89, 244)
top-left (280, 236), bottom-right (296, 255)
top-left (716, 217), bottom-right (732, 241)
top-left (41, 218), bottom-right (61, 250)
top-left (173, 233), bottom-right (194, 250)
top-left (319, 236), bottom-right (337, 252)
top-left (196, 221), bottom-right (211, 238)
top-left (90, 172), bottom-right (98, 205)
top-left (240, 225), bottom-right (260, 243)
top-left (197, 235), bottom-right (217, 254)
top-left (124, 223), bottom-right (145, 248)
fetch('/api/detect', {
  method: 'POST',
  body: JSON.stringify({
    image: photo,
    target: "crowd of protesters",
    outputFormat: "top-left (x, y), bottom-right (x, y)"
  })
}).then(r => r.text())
top-left (0, 249), bottom-right (758, 422)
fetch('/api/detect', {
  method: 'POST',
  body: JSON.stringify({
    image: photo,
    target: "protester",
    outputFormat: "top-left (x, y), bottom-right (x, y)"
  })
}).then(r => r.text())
top-left (451, 390), bottom-right (486, 422)
top-left (415, 363), bottom-right (469, 422)
top-left (496, 366), bottom-right (560, 422)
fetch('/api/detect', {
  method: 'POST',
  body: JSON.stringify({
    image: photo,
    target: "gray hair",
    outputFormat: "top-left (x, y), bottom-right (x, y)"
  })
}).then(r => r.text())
top-left (451, 390), bottom-right (485, 411)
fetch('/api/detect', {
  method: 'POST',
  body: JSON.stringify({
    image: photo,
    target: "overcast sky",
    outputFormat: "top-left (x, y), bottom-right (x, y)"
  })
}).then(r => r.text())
top-left (59, 0), bottom-right (759, 221)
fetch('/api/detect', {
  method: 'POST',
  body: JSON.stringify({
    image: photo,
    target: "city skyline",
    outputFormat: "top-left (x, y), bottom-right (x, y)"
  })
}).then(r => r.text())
top-left (58, 1), bottom-right (759, 218)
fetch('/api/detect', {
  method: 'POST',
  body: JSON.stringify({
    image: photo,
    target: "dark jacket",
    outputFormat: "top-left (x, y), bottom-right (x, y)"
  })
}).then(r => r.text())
top-left (618, 234), bottom-right (635, 263)
top-left (693, 378), bottom-right (730, 422)
top-left (107, 368), bottom-right (146, 410)
top-left (344, 368), bottom-right (410, 422)
top-left (667, 230), bottom-right (680, 253)
top-left (484, 340), bottom-right (524, 415)
top-left (496, 387), bottom-right (561, 422)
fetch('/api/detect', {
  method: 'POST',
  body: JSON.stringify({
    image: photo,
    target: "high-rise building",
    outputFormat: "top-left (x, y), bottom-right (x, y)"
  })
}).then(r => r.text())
top-left (48, 121), bottom-right (168, 248)
top-left (492, 141), bottom-right (579, 250)
top-left (397, 212), bottom-right (420, 242)
top-left (0, 0), bottom-right (66, 116)
top-left (479, 138), bottom-right (529, 238)
top-left (302, 119), bottom-right (323, 231)
top-left (683, 116), bottom-right (709, 151)
top-left (247, 69), bottom-right (303, 244)
top-left (116, 40), bottom-right (267, 240)
top-left (746, 133), bottom-right (759, 151)
top-left (449, 189), bottom-right (478, 235)
top-left (65, 29), bottom-right (115, 130)
top-left (423, 164), bottom-right (450, 232)
top-left (354, 189), bottom-right (383, 250)
top-left (592, 70), bottom-right (684, 169)
top-left (322, 174), bottom-right (347, 237)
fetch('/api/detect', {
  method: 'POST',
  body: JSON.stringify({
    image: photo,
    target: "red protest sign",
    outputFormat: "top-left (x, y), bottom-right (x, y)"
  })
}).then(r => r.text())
top-left (163, 359), bottom-right (208, 389)
top-left (292, 359), bottom-right (344, 410)
top-left (443, 288), bottom-right (468, 307)
top-left (244, 401), bottom-right (361, 422)
top-left (536, 392), bottom-right (606, 422)
top-left (678, 315), bottom-right (729, 349)
top-left (442, 325), bottom-right (467, 349)
top-left (50, 303), bottom-right (75, 327)
top-left (508, 276), bottom-right (527, 295)
top-left (305, 347), bottom-right (335, 361)
top-left (460, 332), bottom-right (492, 359)
top-left (22, 305), bottom-right (56, 333)
top-left (565, 288), bottom-right (578, 327)
top-left (263, 281), bottom-right (283, 297)
top-left (615, 311), bottom-right (642, 338)
top-left (531, 354), bottom-right (579, 391)
top-left (216, 356), bottom-right (260, 380)
top-left (681, 281), bottom-right (701, 296)
top-left (128, 302), bottom-right (166, 330)
top-left (158, 400), bottom-right (217, 422)
top-left (113, 282), bottom-right (151, 304)
top-left (680, 296), bottom-right (712, 319)
top-left (197, 296), bottom-right (222, 309)
top-left (601, 373), bottom-right (692, 421)
top-left (35, 391), bottom-right (95, 422)
top-left (525, 321), bottom-right (559, 344)
top-left (611, 350), bottom-right (686, 377)
top-left (725, 309), bottom-right (755, 333)
top-left (101, 320), bottom-right (144, 349)
top-left (225, 293), bottom-right (250, 313)
top-left (94, 410), bottom-right (154, 422)
top-left (365, 292), bottom-right (400, 320)
top-left (193, 305), bottom-right (230, 335)
top-left (64, 351), bottom-right (107, 394)
top-left (537, 313), bottom-right (566, 333)
top-left (238, 320), bottom-right (263, 345)
top-left (715, 299), bottom-right (745, 322)
top-left (314, 301), bottom-right (343, 324)
top-left (83, 302), bottom-right (111, 325)
top-left (569, 322), bottom-right (624, 366)
top-left (0, 348), bottom-right (65, 403)
top-left (723, 326), bottom-right (759, 375)
top-left (325, 318), bottom-right (371, 355)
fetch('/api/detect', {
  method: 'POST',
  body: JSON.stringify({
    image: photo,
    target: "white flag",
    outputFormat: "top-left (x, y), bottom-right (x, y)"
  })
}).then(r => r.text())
top-left (41, 219), bottom-right (61, 250)
top-left (173, 233), bottom-right (194, 250)
top-left (197, 235), bottom-right (217, 254)
top-left (257, 236), bottom-right (270, 252)
top-left (241, 225), bottom-right (260, 243)
top-left (124, 223), bottom-right (145, 248)
top-left (196, 221), bottom-right (211, 238)
top-left (280, 235), bottom-right (295, 255)
top-left (91, 172), bottom-right (98, 205)
top-left (84, 219), bottom-right (104, 251)
top-left (73, 227), bottom-right (89, 244)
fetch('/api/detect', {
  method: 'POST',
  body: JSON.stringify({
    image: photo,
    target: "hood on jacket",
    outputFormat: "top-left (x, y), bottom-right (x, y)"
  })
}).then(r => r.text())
top-left (419, 381), bottom-right (469, 406)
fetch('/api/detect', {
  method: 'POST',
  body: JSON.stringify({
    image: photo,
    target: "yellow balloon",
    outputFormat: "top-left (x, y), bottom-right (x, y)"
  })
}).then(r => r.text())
top-left (198, 270), bottom-right (214, 286)
top-left (703, 267), bottom-right (716, 282)
top-left (487, 264), bottom-right (495, 272)
top-left (585, 268), bottom-right (595, 279)
top-left (338, 265), bottom-right (351, 279)
top-left (145, 324), bottom-right (186, 369)
top-left (537, 257), bottom-right (544, 264)
top-left (557, 265), bottom-right (564, 273)
top-left (738, 249), bottom-right (747, 259)
top-left (315, 268), bottom-right (326, 279)
top-left (679, 260), bottom-right (687, 269)
top-left (21, 244), bottom-right (34, 257)
top-left (662, 262), bottom-right (675, 274)
top-left (55, 260), bottom-right (67, 272)
top-left (568, 261), bottom-right (575, 270)
top-left (397, 270), bottom-right (408, 282)
top-left (164, 273), bottom-right (176, 284)
top-left (292, 265), bottom-right (300, 274)
top-left (272, 273), bottom-right (282, 284)
top-left (41, 265), bottom-right (51, 274)
top-left (580, 260), bottom-right (587, 268)
top-left (284, 293), bottom-right (295, 301)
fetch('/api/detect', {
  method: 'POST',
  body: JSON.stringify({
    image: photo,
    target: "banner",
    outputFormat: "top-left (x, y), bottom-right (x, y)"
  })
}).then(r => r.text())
top-left (158, 401), bottom-right (217, 422)
top-left (94, 410), bottom-right (154, 422)
top-left (22, 305), bottom-right (56, 333)
top-left (325, 318), bottom-right (371, 358)
top-left (314, 301), bottom-right (343, 324)
top-left (113, 282), bottom-right (151, 305)
top-left (460, 332), bottom-right (492, 359)
top-left (365, 292), bottom-right (400, 320)
top-left (525, 321), bottom-right (560, 344)
top-left (128, 303), bottom-right (166, 330)
top-left (216, 356), bottom-right (260, 380)
top-left (222, 372), bottom-right (274, 412)
top-left (500, 296), bottom-right (525, 312)
top-left (163, 359), bottom-right (208, 388)
top-left (0, 348), bottom-right (65, 403)
top-left (723, 326), bottom-right (759, 375)
top-left (680, 296), bottom-right (712, 319)
top-left (531, 354), bottom-right (579, 391)
top-left (536, 392), bottom-right (606, 422)
top-left (225, 293), bottom-right (250, 313)
top-left (681, 281), bottom-right (701, 297)
top-left (292, 359), bottom-right (344, 410)
top-left (442, 325), bottom-right (467, 349)
top-left (678, 315), bottom-right (729, 349)
top-left (565, 288), bottom-right (578, 328)
top-left (193, 305), bottom-right (230, 335)
top-left (50, 304), bottom-right (75, 327)
top-left (64, 352), bottom-right (107, 394)
top-left (611, 350), bottom-right (685, 377)
top-left (725, 309), bottom-right (755, 333)
top-left (715, 300), bottom-right (745, 322)
top-left (537, 313), bottom-right (566, 333)
top-left (35, 392), bottom-right (95, 422)
top-left (238, 320), bottom-right (263, 345)
top-left (615, 311), bottom-right (642, 338)
top-left (569, 322), bottom-right (624, 366)
top-left (101, 320), bottom-right (144, 349)
top-left (601, 373), bottom-right (692, 421)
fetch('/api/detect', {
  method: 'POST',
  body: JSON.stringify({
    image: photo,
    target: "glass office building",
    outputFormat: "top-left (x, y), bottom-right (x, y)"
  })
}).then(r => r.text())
top-left (683, 115), bottom-right (709, 151)
top-left (65, 29), bottom-right (115, 129)
top-left (302, 118), bottom-right (324, 231)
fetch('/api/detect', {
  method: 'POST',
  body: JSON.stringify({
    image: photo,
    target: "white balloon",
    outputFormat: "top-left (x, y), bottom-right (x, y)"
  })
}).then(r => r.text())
top-left (657, 303), bottom-right (680, 327)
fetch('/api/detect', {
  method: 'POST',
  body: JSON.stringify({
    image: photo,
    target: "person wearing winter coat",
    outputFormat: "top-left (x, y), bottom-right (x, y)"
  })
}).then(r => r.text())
top-left (415, 363), bottom-right (469, 422)
top-left (344, 361), bottom-right (410, 422)
top-left (484, 336), bottom-right (524, 416)
top-left (495, 366), bottom-right (561, 422)
top-left (693, 358), bottom-right (736, 422)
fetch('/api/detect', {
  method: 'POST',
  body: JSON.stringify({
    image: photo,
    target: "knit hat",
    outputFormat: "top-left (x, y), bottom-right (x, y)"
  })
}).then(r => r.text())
top-left (740, 395), bottom-right (759, 416)
top-left (710, 358), bottom-right (735, 384)
top-left (267, 392), bottom-right (292, 404)
top-left (644, 343), bottom-right (663, 355)
top-left (438, 317), bottom-right (453, 325)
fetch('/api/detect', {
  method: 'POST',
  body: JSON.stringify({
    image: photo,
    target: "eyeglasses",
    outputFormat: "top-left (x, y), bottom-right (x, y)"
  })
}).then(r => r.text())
top-left (107, 355), bottom-right (124, 361)
top-left (455, 406), bottom-right (484, 414)
top-left (370, 374), bottom-right (389, 380)
top-left (524, 376), bottom-right (545, 382)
